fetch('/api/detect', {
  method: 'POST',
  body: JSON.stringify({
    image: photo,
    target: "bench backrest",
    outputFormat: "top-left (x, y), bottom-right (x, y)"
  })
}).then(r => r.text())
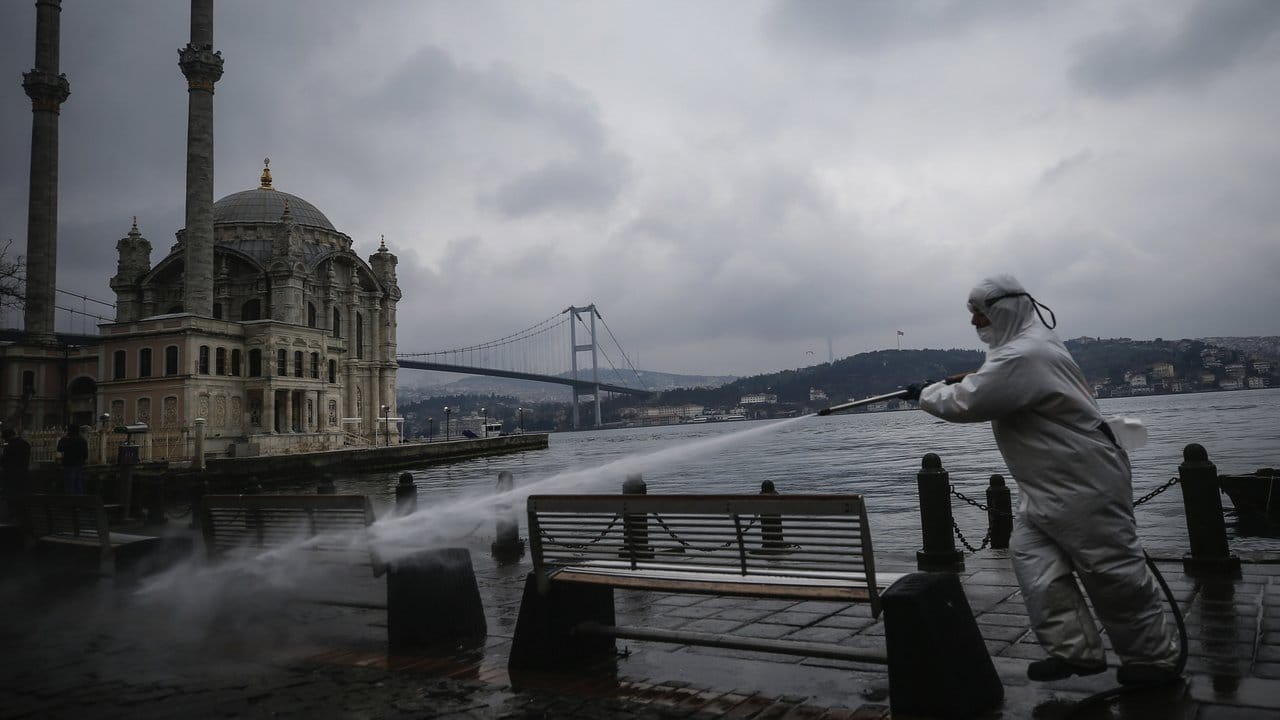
top-left (17, 494), bottom-right (110, 550)
top-left (199, 494), bottom-right (384, 575)
top-left (527, 494), bottom-right (880, 610)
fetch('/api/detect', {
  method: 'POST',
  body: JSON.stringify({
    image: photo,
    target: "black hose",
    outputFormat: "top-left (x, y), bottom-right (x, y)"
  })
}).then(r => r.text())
top-left (1064, 551), bottom-right (1188, 717)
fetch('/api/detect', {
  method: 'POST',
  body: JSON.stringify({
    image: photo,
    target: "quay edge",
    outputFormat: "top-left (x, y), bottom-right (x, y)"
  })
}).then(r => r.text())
top-left (203, 434), bottom-right (550, 481)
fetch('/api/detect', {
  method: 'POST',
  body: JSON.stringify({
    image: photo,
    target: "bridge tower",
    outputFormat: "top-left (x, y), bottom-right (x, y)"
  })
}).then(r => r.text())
top-left (566, 304), bottom-right (601, 429)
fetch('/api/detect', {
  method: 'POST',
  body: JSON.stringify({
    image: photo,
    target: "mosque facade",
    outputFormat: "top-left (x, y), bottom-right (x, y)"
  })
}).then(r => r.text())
top-left (1, 0), bottom-right (402, 458)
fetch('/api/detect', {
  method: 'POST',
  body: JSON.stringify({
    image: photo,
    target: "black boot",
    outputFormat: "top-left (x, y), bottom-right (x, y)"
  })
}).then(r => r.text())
top-left (1027, 657), bottom-right (1107, 681)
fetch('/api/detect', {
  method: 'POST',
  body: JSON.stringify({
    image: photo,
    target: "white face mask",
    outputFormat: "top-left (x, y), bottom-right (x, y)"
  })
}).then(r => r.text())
top-left (977, 325), bottom-right (996, 347)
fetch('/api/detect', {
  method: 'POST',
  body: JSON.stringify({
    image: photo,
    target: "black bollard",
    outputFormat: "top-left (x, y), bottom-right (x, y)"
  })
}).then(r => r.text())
top-left (387, 547), bottom-right (487, 650)
top-left (916, 453), bottom-right (965, 572)
top-left (491, 470), bottom-right (526, 563)
top-left (188, 479), bottom-right (208, 530)
top-left (1178, 444), bottom-right (1241, 577)
top-left (621, 473), bottom-right (652, 561)
top-left (316, 474), bottom-right (336, 494)
top-left (395, 472), bottom-right (417, 515)
top-left (985, 474), bottom-right (1012, 550)
top-left (759, 480), bottom-right (786, 550)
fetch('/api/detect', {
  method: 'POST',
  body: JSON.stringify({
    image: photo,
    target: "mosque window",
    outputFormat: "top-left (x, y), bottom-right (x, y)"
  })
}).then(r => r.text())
top-left (215, 348), bottom-right (227, 375)
top-left (310, 353), bottom-right (319, 379)
top-left (294, 351), bottom-right (303, 378)
top-left (168, 305), bottom-right (183, 314)
top-left (113, 350), bottom-right (127, 380)
top-left (308, 303), bottom-right (317, 328)
top-left (242, 299), bottom-right (261, 321)
top-left (328, 359), bottom-right (336, 384)
top-left (276, 349), bottom-right (287, 376)
top-left (199, 346), bottom-right (210, 375)
top-left (332, 309), bottom-right (341, 338)
top-left (164, 346), bottom-right (179, 376)
top-left (21, 371), bottom-right (35, 395)
top-left (356, 313), bottom-right (364, 359)
top-left (231, 349), bottom-right (242, 376)
top-left (139, 348), bottom-right (153, 378)
top-left (213, 303), bottom-right (223, 320)
top-left (248, 349), bottom-right (262, 377)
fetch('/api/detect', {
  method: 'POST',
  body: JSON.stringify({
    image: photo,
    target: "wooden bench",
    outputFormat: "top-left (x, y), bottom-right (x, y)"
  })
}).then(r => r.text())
top-left (509, 493), bottom-right (907, 669)
top-left (15, 494), bottom-right (167, 576)
top-left (199, 494), bottom-right (385, 577)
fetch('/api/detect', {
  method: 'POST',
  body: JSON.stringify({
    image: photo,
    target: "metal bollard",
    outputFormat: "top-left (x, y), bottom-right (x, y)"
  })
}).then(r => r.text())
top-left (985, 474), bottom-right (1012, 550)
top-left (759, 480), bottom-right (786, 550)
top-left (621, 473), bottom-right (652, 560)
top-left (188, 479), bottom-right (208, 530)
top-left (316, 474), bottom-right (336, 494)
top-left (916, 453), bottom-right (965, 572)
top-left (491, 470), bottom-right (525, 563)
top-left (395, 472), bottom-right (417, 515)
top-left (1178, 444), bottom-right (1241, 577)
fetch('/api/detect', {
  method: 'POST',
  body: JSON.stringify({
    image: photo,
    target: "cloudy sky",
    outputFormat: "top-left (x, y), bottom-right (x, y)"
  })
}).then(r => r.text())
top-left (2, 0), bottom-right (1278, 376)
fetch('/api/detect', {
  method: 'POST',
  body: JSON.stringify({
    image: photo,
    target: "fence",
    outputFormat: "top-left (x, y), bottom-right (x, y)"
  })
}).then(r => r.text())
top-left (24, 426), bottom-right (193, 464)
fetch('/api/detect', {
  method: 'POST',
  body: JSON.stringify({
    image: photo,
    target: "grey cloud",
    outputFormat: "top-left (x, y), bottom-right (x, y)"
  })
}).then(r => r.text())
top-left (482, 152), bottom-right (630, 218)
top-left (764, 0), bottom-right (1043, 54)
top-left (1071, 0), bottom-right (1280, 98)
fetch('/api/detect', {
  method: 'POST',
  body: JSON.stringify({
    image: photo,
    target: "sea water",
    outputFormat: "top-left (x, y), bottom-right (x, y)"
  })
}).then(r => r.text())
top-left (320, 389), bottom-right (1280, 557)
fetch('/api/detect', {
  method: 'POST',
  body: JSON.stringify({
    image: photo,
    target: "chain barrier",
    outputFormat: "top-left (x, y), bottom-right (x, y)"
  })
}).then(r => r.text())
top-left (947, 474), bottom-right (1181, 554)
top-left (1134, 476), bottom-right (1180, 507)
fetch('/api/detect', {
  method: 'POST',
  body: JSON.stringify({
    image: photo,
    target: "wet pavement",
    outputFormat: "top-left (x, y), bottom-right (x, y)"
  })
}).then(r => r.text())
top-left (3, 517), bottom-right (1280, 719)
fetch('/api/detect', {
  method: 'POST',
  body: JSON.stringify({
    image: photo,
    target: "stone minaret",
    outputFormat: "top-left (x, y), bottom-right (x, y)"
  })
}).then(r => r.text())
top-left (22, 0), bottom-right (71, 344)
top-left (178, 0), bottom-right (223, 317)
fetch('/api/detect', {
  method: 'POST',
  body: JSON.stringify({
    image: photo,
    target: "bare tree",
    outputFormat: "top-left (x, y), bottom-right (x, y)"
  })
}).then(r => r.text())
top-left (0, 238), bottom-right (24, 312)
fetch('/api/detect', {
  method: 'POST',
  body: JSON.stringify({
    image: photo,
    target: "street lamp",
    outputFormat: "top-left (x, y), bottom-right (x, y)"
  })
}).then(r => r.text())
top-left (481, 407), bottom-right (487, 437)
top-left (427, 416), bottom-right (434, 442)
top-left (381, 404), bottom-right (389, 447)
top-left (444, 406), bottom-right (451, 441)
top-left (518, 407), bottom-right (524, 433)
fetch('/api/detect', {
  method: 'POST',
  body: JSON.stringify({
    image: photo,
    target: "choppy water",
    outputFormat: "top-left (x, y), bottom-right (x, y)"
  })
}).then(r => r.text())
top-left (317, 390), bottom-right (1280, 556)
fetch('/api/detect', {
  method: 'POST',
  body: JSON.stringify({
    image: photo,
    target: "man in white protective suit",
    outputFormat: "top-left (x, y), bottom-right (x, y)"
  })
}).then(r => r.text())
top-left (907, 274), bottom-right (1180, 687)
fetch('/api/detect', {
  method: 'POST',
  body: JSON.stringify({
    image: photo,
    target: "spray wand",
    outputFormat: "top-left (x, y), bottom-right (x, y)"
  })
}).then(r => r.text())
top-left (817, 373), bottom-right (972, 416)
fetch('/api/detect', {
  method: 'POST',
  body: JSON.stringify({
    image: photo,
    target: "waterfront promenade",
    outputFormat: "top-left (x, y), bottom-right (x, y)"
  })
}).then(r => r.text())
top-left (3, 511), bottom-right (1279, 720)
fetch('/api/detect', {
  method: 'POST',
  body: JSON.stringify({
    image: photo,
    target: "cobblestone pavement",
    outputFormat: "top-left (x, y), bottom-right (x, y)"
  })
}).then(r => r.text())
top-left (4, 524), bottom-right (1280, 719)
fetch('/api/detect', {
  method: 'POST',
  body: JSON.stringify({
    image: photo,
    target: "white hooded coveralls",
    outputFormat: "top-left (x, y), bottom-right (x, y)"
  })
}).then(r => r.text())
top-left (919, 275), bottom-right (1177, 668)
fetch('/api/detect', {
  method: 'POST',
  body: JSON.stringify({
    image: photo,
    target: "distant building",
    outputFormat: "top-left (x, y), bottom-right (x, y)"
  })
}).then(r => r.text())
top-left (809, 388), bottom-right (828, 402)
top-left (1150, 362), bottom-right (1175, 379)
top-left (740, 393), bottom-right (778, 405)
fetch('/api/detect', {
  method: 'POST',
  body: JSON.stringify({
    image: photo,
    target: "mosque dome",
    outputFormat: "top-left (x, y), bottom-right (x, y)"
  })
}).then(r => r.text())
top-left (211, 159), bottom-right (336, 231)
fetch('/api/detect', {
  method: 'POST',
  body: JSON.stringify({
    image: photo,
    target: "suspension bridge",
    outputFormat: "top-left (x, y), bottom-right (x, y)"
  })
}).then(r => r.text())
top-left (397, 304), bottom-right (651, 429)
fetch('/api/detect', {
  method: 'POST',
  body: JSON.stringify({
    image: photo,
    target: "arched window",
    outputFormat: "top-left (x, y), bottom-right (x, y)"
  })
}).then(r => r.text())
top-left (332, 308), bottom-right (341, 338)
top-left (215, 347), bottom-right (227, 375)
top-left (242, 299), bottom-right (261, 321)
top-left (328, 359), bottom-right (337, 383)
top-left (139, 348), bottom-right (153, 378)
top-left (356, 313), bottom-right (364, 359)
top-left (308, 303), bottom-right (317, 328)
top-left (198, 346), bottom-right (210, 374)
top-left (164, 346), bottom-right (179, 376)
top-left (113, 350), bottom-right (127, 380)
top-left (310, 352), bottom-right (319, 379)
top-left (294, 351), bottom-right (304, 378)
top-left (248, 349), bottom-right (262, 377)
top-left (231, 349), bottom-right (242, 376)
top-left (276, 349), bottom-right (287, 376)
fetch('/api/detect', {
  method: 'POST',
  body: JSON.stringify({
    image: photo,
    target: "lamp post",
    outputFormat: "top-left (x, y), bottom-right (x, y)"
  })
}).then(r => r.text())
top-left (481, 407), bottom-right (487, 437)
top-left (518, 407), bottom-right (524, 433)
top-left (428, 416), bottom-right (434, 442)
top-left (444, 406), bottom-right (451, 441)
top-left (381, 404), bottom-right (389, 447)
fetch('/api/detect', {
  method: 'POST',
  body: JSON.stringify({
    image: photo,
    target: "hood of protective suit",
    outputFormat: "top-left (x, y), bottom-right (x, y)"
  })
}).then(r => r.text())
top-left (968, 275), bottom-right (1039, 349)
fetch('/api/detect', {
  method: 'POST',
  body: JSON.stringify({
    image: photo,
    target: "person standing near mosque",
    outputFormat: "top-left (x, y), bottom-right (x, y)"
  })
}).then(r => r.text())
top-left (56, 423), bottom-right (89, 495)
top-left (906, 274), bottom-right (1180, 688)
top-left (1, 428), bottom-right (32, 519)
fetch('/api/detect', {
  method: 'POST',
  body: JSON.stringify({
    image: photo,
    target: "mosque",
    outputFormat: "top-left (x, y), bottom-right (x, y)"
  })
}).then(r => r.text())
top-left (0, 0), bottom-right (402, 458)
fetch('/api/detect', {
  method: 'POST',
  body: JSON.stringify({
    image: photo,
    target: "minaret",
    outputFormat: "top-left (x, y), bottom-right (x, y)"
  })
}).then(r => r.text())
top-left (178, 0), bottom-right (223, 316)
top-left (22, 0), bottom-right (71, 344)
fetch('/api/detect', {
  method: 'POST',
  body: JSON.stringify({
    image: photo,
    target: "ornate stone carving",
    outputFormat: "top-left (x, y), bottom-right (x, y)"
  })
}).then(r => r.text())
top-left (22, 69), bottom-right (70, 113)
top-left (214, 395), bottom-right (226, 427)
top-left (231, 397), bottom-right (242, 428)
top-left (328, 400), bottom-right (337, 426)
top-left (178, 44), bottom-right (224, 92)
top-left (163, 397), bottom-right (178, 428)
top-left (136, 398), bottom-right (151, 425)
top-left (198, 394), bottom-right (210, 420)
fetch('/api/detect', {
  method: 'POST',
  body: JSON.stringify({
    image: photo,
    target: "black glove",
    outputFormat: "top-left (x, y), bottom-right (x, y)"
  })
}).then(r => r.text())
top-left (901, 383), bottom-right (922, 401)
